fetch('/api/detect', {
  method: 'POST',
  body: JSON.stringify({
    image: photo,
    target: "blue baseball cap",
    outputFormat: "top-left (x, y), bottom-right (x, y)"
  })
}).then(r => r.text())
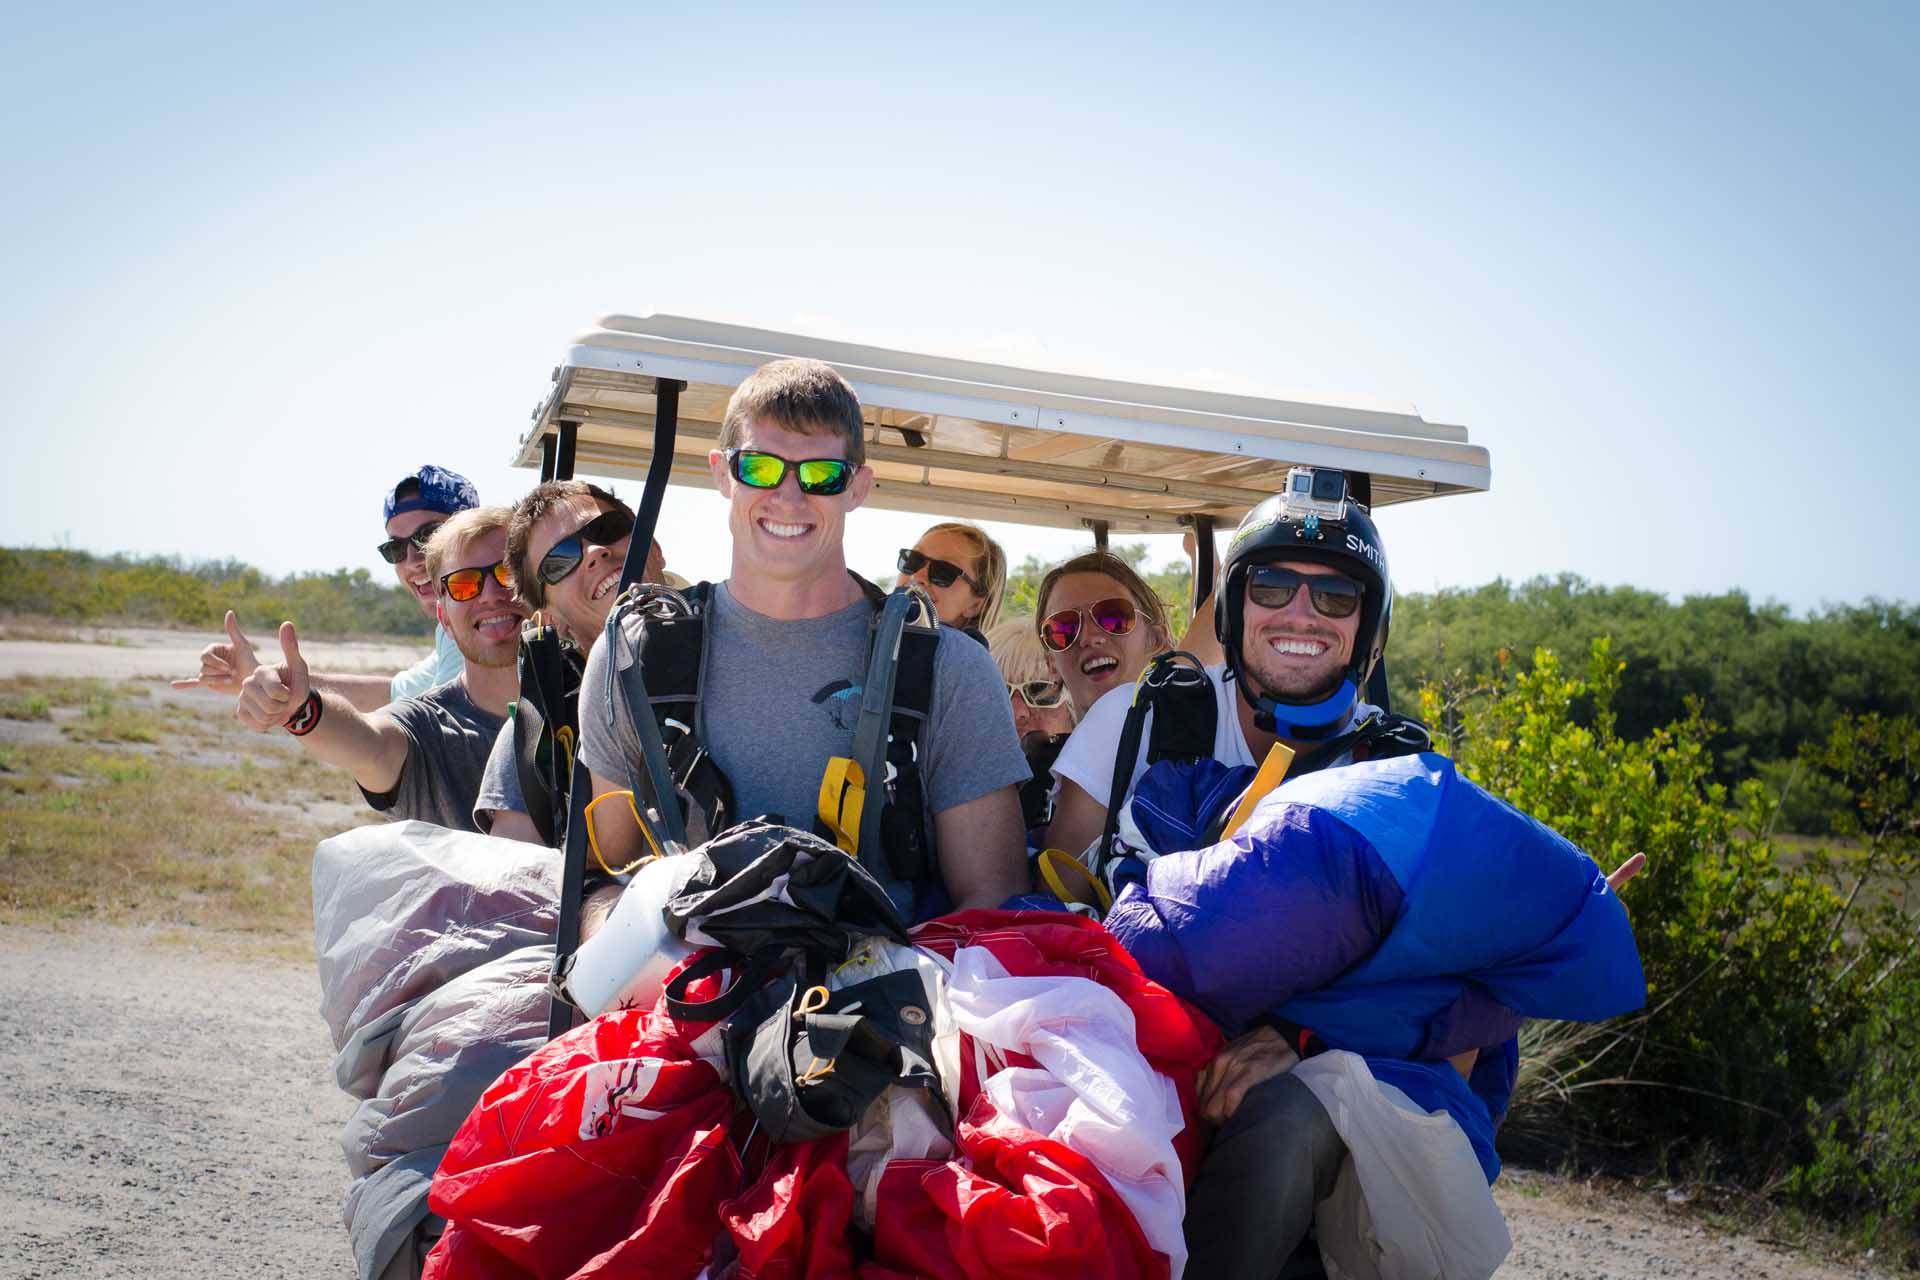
top-left (383, 465), bottom-right (479, 521)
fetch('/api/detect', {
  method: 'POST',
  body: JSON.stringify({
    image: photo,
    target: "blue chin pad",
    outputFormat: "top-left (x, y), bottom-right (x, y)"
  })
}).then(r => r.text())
top-left (1260, 678), bottom-right (1357, 737)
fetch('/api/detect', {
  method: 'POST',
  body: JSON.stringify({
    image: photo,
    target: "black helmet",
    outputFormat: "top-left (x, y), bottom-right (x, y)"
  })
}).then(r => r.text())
top-left (1213, 468), bottom-right (1392, 738)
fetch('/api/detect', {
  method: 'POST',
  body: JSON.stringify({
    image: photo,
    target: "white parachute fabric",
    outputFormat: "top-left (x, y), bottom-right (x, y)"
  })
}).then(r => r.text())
top-left (1295, 1051), bottom-right (1512, 1280)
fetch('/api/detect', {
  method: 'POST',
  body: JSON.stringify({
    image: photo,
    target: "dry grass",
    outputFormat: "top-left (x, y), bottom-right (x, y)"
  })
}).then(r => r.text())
top-left (0, 618), bottom-right (129, 645)
top-left (0, 678), bottom-right (371, 954)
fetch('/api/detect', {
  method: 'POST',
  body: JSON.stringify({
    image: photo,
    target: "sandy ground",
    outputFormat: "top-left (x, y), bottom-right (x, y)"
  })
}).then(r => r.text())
top-left (0, 926), bottom-right (355, 1280)
top-left (0, 630), bottom-right (1897, 1279)
top-left (0, 624), bottom-right (426, 683)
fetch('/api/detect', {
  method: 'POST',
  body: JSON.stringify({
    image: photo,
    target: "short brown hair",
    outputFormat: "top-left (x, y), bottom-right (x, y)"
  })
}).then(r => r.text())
top-left (505, 480), bottom-right (626, 607)
top-left (718, 358), bottom-right (866, 467)
top-left (1033, 550), bottom-right (1172, 651)
top-left (422, 505), bottom-right (513, 593)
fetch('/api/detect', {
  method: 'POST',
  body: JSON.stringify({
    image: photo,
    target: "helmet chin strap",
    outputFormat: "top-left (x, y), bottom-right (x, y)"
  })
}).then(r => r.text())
top-left (1248, 677), bottom-right (1357, 741)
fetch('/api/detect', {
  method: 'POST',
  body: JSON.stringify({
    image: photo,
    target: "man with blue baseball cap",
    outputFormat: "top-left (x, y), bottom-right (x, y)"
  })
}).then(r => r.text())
top-left (175, 465), bottom-right (479, 709)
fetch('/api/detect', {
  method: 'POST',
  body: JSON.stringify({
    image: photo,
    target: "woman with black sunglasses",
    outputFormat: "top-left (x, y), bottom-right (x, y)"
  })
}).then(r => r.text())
top-left (895, 522), bottom-right (1006, 633)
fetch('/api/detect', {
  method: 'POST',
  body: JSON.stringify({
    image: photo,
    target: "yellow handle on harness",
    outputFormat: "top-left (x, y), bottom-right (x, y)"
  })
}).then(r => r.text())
top-left (1220, 742), bottom-right (1297, 840)
top-left (816, 756), bottom-right (867, 857)
top-left (1037, 847), bottom-right (1113, 914)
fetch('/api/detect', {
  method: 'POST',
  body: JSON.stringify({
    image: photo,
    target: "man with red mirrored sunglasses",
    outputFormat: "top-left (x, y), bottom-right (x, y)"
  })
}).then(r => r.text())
top-left (231, 506), bottom-right (529, 831)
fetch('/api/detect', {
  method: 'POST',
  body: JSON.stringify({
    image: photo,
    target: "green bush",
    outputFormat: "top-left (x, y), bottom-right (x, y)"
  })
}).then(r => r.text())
top-left (1426, 643), bottom-right (1919, 1242)
top-left (0, 547), bottom-right (427, 638)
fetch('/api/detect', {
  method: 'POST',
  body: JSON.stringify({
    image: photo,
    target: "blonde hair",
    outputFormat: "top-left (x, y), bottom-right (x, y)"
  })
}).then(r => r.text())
top-left (985, 618), bottom-right (1051, 687)
top-left (918, 521), bottom-right (1007, 630)
top-left (422, 505), bottom-right (513, 592)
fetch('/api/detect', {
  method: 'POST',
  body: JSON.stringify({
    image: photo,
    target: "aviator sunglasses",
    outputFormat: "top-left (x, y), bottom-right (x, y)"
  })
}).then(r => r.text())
top-left (898, 547), bottom-right (984, 593)
top-left (1039, 596), bottom-right (1139, 652)
top-left (1245, 566), bottom-right (1364, 619)
top-left (376, 521), bottom-right (444, 565)
top-left (1008, 679), bottom-right (1066, 710)
top-left (535, 507), bottom-right (637, 599)
top-left (724, 448), bottom-right (855, 496)
top-left (440, 560), bottom-right (514, 603)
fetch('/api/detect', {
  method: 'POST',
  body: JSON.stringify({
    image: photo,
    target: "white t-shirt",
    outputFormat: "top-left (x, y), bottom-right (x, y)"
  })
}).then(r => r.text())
top-left (1050, 664), bottom-right (1255, 811)
top-left (1050, 663), bottom-right (1378, 812)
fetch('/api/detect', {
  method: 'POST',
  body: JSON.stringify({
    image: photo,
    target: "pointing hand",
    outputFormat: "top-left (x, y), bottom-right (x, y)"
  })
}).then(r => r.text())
top-left (172, 611), bottom-right (260, 695)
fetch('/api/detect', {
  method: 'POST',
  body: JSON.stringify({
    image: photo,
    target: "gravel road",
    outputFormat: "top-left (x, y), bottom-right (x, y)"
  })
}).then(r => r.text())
top-left (0, 926), bottom-right (354, 1280)
top-left (0, 928), bottom-right (1888, 1280)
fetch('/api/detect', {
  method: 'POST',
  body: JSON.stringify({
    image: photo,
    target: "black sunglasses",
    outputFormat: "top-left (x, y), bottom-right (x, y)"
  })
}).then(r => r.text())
top-left (1245, 566), bottom-right (1364, 619)
top-left (724, 448), bottom-right (855, 496)
top-left (898, 547), bottom-right (984, 593)
top-left (376, 521), bottom-right (444, 565)
top-left (534, 507), bottom-right (637, 599)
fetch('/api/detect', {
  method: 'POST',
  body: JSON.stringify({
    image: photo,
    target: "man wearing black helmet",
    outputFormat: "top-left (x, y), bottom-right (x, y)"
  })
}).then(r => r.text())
top-left (1045, 468), bottom-right (1420, 861)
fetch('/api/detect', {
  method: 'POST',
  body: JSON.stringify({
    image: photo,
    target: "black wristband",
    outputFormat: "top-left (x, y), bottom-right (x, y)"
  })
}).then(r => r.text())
top-left (285, 690), bottom-right (323, 737)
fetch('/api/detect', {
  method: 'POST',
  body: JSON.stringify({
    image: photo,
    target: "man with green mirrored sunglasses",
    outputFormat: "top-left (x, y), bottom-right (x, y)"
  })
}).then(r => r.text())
top-left (574, 357), bottom-right (1033, 916)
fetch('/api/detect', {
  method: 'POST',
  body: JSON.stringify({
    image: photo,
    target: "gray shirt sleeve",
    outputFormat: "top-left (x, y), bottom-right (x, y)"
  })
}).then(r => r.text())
top-left (359, 683), bottom-right (502, 834)
top-left (576, 613), bottom-right (642, 796)
top-left (471, 719), bottom-right (526, 833)
top-left (922, 627), bottom-right (1033, 813)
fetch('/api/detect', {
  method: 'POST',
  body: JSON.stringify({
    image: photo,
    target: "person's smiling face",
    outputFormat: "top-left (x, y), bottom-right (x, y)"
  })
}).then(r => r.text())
top-left (437, 527), bottom-right (529, 670)
top-left (385, 509), bottom-right (445, 622)
top-left (1041, 571), bottom-right (1166, 715)
top-left (896, 527), bottom-right (987, 627)
top-left (709, 419), bottom-right (871, 590)
top-left (1236, 558), bottom-right (1361, 703)
top-left (524, 494), bottom-right (633, 645)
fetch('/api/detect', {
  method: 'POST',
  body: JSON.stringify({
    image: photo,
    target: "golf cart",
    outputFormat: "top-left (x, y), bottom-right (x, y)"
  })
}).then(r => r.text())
top-left (500, 314), bottom-right (1494, 1276)
top-left (515, 312), bottom-right (1491, 1024)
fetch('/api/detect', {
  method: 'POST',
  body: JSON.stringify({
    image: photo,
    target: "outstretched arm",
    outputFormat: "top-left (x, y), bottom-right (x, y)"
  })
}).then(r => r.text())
top-left (175, 610), bottom-right (408, 713)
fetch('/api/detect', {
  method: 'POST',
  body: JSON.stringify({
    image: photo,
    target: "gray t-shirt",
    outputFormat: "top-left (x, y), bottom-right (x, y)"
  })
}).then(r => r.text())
top-left (578, 583), bottom-right (1028, 839)
top-left (360, 678), bottom-right (505, 834)
top-left (473, 718), bottom-right (525, 834)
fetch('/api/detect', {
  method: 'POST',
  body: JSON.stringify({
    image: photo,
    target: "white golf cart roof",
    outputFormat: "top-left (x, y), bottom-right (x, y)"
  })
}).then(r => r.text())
top-left (514, 314), bottom-right (1490, 534)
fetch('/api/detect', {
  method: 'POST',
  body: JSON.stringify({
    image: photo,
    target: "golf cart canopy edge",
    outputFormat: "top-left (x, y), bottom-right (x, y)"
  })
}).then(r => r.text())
top-left (513, 313), bottom-right (1492, 535)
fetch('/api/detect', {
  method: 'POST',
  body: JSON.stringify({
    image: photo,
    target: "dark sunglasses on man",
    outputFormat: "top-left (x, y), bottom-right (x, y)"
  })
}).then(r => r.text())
top-left (376, 521), bottom-right (444, 565)
top-left (897, 547), bottom-right (984, 593)
top-left (723, 448), bottom-right (855, 496)
top-left (1245, 566), bottom-right (1364, 619)
top-left (440, 561), bottom-right (514, 603)
top-left (1038, 596), bottom-right (1139, 652)
top-left (533, 507), bottom-right (637, 603)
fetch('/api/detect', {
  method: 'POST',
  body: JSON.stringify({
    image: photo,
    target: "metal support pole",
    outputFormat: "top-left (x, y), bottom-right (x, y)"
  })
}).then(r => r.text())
top-left (538, 435), bottom-right (557, 483)
top-left (620, 380), bottom-right (682, 589)
top-left (1188, 515), bottom-right (1216, 614)
top-left (555, 420), bottom-right (579, 481)
top-left (549, 379), bottom-right (685, 1040)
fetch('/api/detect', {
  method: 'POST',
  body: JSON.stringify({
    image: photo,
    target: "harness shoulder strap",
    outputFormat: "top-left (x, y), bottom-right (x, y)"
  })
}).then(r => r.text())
top-left (514, 623), bottom-right (582, 846)
top-left (1096, 651), bottom-right (1215, 863)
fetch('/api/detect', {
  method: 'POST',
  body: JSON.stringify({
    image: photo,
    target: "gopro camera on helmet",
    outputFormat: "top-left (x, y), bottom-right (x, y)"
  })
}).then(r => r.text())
top-left (1280, 466), bottom-right (1348, 523)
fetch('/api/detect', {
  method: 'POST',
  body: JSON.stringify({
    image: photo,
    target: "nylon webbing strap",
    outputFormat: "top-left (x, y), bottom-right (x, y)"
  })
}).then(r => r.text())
top-left (547, 758), bottom-right (597, 1038)
top-left (849, 590), bottom-right (915, 912)
top-left (625, 652), bottom-right (689, 848)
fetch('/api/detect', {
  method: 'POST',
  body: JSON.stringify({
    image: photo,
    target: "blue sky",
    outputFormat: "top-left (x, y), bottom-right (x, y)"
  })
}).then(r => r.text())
top-left (3, 3), bottom-right (1915, 613)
